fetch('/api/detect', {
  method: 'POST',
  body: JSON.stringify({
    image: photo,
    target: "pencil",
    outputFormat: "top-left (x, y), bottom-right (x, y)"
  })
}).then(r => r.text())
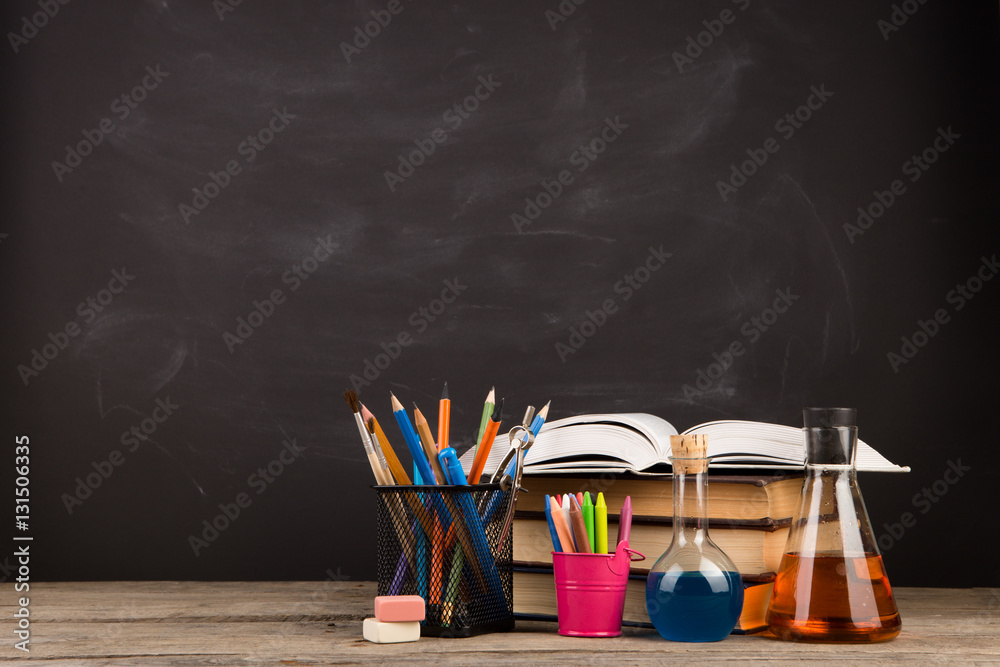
top-left (390, 393), bottom-right (436, 485)
top-left (472, 387), bottom-right (495, 461)
top-left (529, 400), bottom-right (550, 436)
top-left (468, 398), bottom-right (503, 484)
top-left (362, 405), bottom-right (411, 485)
top-left (413, 403), bottom-right (446, 484)
top-left (437, 382), bottom-right (450, 451)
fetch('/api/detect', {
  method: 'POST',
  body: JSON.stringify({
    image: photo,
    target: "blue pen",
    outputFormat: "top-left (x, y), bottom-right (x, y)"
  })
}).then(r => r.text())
top-left (390, 394), bottom-right (436, 485)
top-left (544, 495), bottom-right (562, 552)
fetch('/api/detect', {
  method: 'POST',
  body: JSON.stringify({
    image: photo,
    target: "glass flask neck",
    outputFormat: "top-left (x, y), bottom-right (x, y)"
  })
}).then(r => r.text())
top-left (670, 459), bottom-right (709, 545)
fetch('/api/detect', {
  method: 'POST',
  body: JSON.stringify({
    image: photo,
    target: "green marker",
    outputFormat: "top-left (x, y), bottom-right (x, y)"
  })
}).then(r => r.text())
top-left (595, 492), bottom-right (608, 554)
top-left (582, 492), bottom-right (595, 552)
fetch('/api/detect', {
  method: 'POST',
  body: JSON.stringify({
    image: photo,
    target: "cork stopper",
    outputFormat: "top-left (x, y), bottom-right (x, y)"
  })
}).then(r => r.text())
top-left (670, 434), bottom-right (708, 474)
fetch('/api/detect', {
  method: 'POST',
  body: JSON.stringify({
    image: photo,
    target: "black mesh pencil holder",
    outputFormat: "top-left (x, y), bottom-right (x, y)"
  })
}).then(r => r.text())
top-left (375, 484), bottom-right (514, 637)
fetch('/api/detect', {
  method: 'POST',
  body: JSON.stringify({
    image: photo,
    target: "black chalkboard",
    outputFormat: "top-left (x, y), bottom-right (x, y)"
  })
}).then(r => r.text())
top-left (2, 0), bottom-right (998, 587)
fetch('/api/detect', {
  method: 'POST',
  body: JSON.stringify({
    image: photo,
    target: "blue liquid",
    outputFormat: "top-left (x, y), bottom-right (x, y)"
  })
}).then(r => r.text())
top-left (645, 569), bottom-right (744, 642)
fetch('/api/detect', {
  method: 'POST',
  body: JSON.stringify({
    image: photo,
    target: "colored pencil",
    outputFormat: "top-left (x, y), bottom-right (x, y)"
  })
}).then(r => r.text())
top-left (437, 382), bottom-right (450, 451)
top-left (413, 403), bottom-right (446, 484)
top-left (390, 393), bottom-right (436, 485)
top-left (468, 398), bottom-right (503, 484)
top-left (528, 400), bottom-right (550, 436)
top-left (472, 387), bottom-right (495, 460)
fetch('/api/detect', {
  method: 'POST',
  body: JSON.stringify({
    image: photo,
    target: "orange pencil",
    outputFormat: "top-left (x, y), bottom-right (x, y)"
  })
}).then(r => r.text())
top-left (468, 398), bottom-right (504, 483)
top-left (437, 382), bottom-right (450, 451)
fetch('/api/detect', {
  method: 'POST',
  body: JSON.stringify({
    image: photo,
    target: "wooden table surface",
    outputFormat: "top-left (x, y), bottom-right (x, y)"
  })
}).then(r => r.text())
top-left (2, 582), bottom-right (998, 664)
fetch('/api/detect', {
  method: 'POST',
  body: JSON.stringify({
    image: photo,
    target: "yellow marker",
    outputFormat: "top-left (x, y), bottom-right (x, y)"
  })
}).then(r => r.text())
top-left (595, 492), bottom-right (608, 554)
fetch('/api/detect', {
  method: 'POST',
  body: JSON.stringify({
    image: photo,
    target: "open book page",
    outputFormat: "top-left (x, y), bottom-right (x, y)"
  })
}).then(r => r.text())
top-left (458, 413), bottom-right (678, 475)
top-left (682, 420), bottom-right (909, 472)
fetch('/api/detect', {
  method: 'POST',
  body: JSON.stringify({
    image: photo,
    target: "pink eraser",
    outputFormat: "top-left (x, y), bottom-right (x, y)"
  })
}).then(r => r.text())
top-left (374, 595), bottom-right (425, 622)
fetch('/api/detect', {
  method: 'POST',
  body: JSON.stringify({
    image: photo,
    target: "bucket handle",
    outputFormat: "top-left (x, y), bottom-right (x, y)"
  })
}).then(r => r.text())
top-left (607, 541), bottom-right (645, 576)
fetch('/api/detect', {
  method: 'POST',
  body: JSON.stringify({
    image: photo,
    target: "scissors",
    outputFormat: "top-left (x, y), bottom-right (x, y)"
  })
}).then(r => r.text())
top-left (487, 425), bottom-right (534, 546)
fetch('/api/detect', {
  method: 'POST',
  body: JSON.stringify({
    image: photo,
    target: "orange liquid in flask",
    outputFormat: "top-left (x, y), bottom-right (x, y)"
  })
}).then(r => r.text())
top-left (766, 552), bottom-right (901, 643)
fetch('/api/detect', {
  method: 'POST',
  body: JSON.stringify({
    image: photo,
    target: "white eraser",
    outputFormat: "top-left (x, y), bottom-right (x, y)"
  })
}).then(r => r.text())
top-left (363, 617), bottom-right (421, 644)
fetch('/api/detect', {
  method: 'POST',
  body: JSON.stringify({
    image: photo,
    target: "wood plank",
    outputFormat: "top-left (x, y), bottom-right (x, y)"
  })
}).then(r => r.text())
top-left (1, 583), bottom-right (997, 664)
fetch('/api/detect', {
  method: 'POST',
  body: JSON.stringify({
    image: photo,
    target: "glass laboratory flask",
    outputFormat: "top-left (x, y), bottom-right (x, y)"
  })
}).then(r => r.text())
top-left (766, 407), bottom-right (901, 642)
top-left (645, 435), bottom-right (743, 642)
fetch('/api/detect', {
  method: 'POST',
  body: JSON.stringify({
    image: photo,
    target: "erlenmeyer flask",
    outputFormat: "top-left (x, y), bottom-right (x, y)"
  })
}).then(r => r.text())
top-left (766, 407), bottom-right (901, 642)
top-left (645, 434), bottom-right (743, 642)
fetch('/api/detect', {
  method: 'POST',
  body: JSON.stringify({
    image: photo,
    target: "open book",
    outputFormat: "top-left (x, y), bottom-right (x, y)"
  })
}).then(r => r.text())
top-left (460, 413), bottom-right (909, 474)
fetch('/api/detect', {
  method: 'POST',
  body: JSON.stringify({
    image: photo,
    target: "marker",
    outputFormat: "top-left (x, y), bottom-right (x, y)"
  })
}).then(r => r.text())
top-left (595, 492), bottom-right (608, 554)
top-left (544, 495), bottom-right (562, 553)
top-left (390, 393), bottom-right (436, 485)
top-left (438, 448), bottom-right (467, 486)
top-left (582, 492), bottom-right (595, 551)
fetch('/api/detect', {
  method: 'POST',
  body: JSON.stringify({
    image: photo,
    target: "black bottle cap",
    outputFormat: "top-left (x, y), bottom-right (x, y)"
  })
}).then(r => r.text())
top-left (803, 407), bottom-right (856, 428)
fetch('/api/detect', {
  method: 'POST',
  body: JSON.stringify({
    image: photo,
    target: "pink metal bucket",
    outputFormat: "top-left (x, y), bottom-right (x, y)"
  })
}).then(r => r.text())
top-left (552, 541), bottom-right (645, 637)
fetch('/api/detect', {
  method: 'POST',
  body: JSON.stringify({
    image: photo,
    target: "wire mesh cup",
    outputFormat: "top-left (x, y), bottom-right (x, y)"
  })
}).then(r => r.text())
top-left (375, 484), bottom-right (515, 637)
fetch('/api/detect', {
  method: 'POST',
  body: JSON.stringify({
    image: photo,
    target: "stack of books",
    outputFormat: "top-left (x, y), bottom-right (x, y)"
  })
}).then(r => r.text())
top-left (462, 413), bottom-right (908, 633)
